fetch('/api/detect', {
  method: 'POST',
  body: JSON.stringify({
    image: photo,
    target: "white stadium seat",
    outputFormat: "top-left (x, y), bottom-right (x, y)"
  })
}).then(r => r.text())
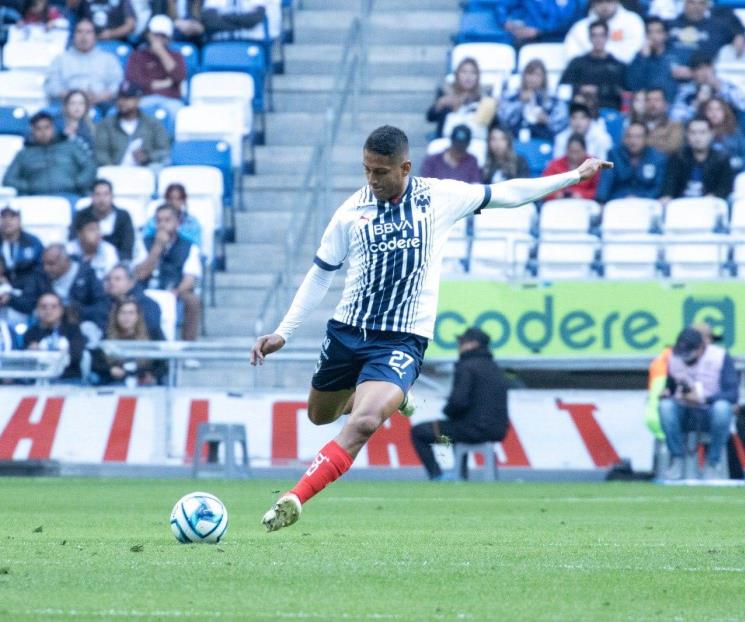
top-left (602, 235), bottom-right (661, 280)
top-left (1, 39), bottom-right (66, 72)
top-left (602, 198), bottom-right (660, 237)
top-left (144, 289), bottom-right (178, 341)
top-left (0, 186), bottom-right (17, 201)
top-left (96, 166), bottom-right (156, 224)
top-left (733, 171), bottom-right (745, 200)
top-left (175, 104), bottom-right (244, 168)
top-left (189, 72), bottom-right (254, 135)
top-left (450, 43), bottom-right (515, 92)
top-left (0, 70), bottom-right (47, 114)
top-left (441, 218), bottom-right (469, 275)
top-left (517, 43), bottom-right (567, 74)
top-left (9, 195), bottom-right (70, 245)
top-left (730, 198), bottom-right (745, 234)
top-left (470, 234), bottom-right (532, 280)
top-left (0, 134), bottom-right (24, 182)
top-left (536, 235), bottom-right (598, 280)
top-left (157, 165), bottom-right (223, 227)
top-left (475, 202), bottom-right (535, 236)
top-left (663, 197), bottom-right (725, 234)
top-left (539, 199), bottom-right (598, 236)
top-left (76, 196), bottom-right (150, 229)
top-left (426, 137), bottom-right (488, 168)
top-left (665, 234), bottom-right (729, 280)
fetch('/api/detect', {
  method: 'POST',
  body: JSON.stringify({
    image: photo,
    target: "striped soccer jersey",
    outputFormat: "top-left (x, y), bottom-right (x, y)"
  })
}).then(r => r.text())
top-left (313, 176), bottom-right (491, 340)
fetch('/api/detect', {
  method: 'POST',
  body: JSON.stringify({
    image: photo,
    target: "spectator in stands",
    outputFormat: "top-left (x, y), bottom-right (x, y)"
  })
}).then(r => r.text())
top-left (90, 297), bottom-right (165, 386)
top-left (66, 211), bottom-right (119, 281)
top-left (201, 0), bottom-right (265, 42)
top-left (0, 203), bottom-right (42, 291)
top-left (161, 0), bottom-right (204, 43)
top-left (502, 0), bottom-right (585, 45)
top-left (72, 179), bottom-right (135, 262)
top-left (410, 327), bottom-right (510, 481)
top-left (561, 21), bottom-right (626, 111)
top-left (659, 326), bottom-right (738, 480)
top-left (68, 0), bottom-right (136, 41)
top-left (10, 243), bottom-right (109, 331)
top-left (500, 60), bottom-right (568, 142)
top-left (542, 134), bottom-right (599, 201)
top-left (19, 0), bottom-right (67, 28)
top-left (0, 257), bottom-right (19, 352)
top-left (642, 87), bottom-right (685, 155)
top-left (426, 58), bottom-right (494, 139)
top-left (661, 117), bottom-right (734, 202)
top-left (134, 204), bottom-right (201, 341)
top-left (553, 102), bottom-right (612, 160)
top-left (124, 15), bottom-right (186, 119)
top-left (2, 111), bottom-right (96, 198)
top-left (95, 81), bottom-right (171, 169)
top-left (104, 263), bottom-right (162, 339)
top-left (626, 16), bottom-right (681, 103)
top-left (53, 90), bottom-right (95, 155)
top-left (666, 0), bottom-right (743, 70)
top-left (45, 18), bottom-right (123, 110)
top-left (564, 0), bottom-right (645, 64)
top-left (596, 122), bottom-right (667, 202)
top-left (23, 292), bottom-right (86, 381)
top-left (421, 125), bottom-right (481, 184)
top-left (482, 126), bottom-right (530, 184)
top-left (670, 54), bottom-right (745, 122)
top-left (142, 183), bottom-right (202, 248)
top-left (701, 97), bottom-right (745, 173)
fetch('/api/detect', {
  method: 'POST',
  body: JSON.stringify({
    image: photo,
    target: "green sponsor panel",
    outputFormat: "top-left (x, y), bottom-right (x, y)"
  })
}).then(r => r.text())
top-left (432, 280), bottom-right (743, 358)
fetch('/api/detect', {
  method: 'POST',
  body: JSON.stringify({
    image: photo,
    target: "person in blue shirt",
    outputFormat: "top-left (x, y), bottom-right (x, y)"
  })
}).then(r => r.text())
top-left (626, 17), bottom-right (681, 105)
top-left (502, 0), bottom-right (586, 45)
top-left (141, 182), bottom-right (202, 249)
top-left (596, 121), bottom-right (668, 203)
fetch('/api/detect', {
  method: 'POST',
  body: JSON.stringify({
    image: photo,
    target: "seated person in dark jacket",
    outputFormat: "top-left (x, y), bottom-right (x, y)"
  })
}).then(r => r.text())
top-left (596, 122), bottom-right (668, 203)
top-left (72, 179), bottom-right (135, 261)
top-left (1, 203), bottom-right (43, 291)
top-left (23, 292), bottom-right (86, 381)
top-left (104, 263), bottom-right (162, 339)
top-left (626, 16), bottom-right (681, 105)
top-left (660, 117), bottom-right (734, 204)
top-left (411, 327), bottom-right (510, 481)
top-left (90, 297), bottom-right (165, 386)
top-left (134, 204), bottom-right (201, 341)
top-left (10, 243), bottom-right (109, 331)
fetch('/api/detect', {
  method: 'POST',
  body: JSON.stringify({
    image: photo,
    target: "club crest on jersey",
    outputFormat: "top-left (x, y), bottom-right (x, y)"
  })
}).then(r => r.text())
top-left (414, 193), bottom-right (430, 210)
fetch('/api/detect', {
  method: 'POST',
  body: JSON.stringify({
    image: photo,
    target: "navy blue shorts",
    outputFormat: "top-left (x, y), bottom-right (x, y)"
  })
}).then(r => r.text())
top-left (311, 319), bottom-right (428, 394)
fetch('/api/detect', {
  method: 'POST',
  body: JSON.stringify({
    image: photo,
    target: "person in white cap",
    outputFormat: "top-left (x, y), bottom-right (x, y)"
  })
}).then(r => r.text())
top-left (124, 14), bottom-right (186, 118)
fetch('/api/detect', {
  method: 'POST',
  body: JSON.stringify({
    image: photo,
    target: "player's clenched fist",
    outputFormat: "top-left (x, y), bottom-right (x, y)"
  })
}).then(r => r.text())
top-left (250, 333), bottom-right (286, 365)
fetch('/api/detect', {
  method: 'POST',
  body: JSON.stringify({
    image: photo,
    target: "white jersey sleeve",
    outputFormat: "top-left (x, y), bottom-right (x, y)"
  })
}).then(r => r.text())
top-left (423, 178), bottom-right (491, 225)
top-left (314, 202), bottom-right (352, 271)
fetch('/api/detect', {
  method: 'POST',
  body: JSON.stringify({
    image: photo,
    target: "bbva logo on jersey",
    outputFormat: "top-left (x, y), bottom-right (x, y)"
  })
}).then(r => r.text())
top-left (372, 221), bottom-right (414, 236)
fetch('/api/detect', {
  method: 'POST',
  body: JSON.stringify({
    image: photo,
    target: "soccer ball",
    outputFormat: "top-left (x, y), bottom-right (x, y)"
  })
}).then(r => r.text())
top-left (170, 491), bottom-right (229, 544)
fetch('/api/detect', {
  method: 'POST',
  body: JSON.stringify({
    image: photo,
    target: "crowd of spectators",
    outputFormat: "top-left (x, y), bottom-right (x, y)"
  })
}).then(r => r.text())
top-left (426, 0), bottom-right (745, 209)
top-left (0, 0), bottom-right (276, 383)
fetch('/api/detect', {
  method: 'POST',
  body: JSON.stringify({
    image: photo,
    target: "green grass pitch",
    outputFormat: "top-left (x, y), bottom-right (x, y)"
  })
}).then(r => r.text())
top-left (2, 478), bottom-right (744, 621)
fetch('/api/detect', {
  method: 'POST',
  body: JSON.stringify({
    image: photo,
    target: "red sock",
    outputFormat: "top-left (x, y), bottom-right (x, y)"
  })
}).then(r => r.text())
top-left (290, 440), bottom-right (354, 504)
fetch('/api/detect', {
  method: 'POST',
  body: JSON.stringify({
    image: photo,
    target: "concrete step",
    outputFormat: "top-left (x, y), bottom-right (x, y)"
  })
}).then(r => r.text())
top-left (233, 209), bottom-right (294, 242)
top-left (284, 44), bottom-right (448, 75)
top-left (225, 242), bottom-right (286, 271)
top-left (243, 174), bottom-right (363, 191)
top-left (301, 0), bottom-right (455, 10)
top-left (204, 306), bottom-right (331, 339)
top-left (272, 74), bottom-right (437, 94)
top-left (242, 189), bottom-right (351, 212)
top-left (272, 91), bottom-right (434, 113)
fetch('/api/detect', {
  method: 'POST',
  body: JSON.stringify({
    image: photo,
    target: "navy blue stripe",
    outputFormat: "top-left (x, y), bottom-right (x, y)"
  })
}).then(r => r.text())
top-left (313, 255), bottom-right (342, 271)
top-left (385, 197), bottom-right (416, 331)
top-left (475, 185), bottom-right (492, 214)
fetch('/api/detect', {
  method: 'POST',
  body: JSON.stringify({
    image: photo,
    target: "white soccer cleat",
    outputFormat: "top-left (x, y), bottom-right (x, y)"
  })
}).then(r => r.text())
top-left (262, 493), bottom-right (302, 533)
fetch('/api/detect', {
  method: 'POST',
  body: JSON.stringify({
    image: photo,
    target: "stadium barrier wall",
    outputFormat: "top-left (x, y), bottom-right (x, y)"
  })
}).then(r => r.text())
top-left (0, 387), bottom-right (658, 472)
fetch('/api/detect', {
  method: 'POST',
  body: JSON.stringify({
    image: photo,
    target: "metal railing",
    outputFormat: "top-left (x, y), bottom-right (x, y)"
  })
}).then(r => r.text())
top-left (253, 0), bottom-right (373, 337)
top-left (0, 351), bottom-right (69, 383)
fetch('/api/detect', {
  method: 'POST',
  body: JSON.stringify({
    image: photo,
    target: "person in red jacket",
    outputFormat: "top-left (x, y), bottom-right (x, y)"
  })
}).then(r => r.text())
top-left (541, 133), bottom-right (599, 200)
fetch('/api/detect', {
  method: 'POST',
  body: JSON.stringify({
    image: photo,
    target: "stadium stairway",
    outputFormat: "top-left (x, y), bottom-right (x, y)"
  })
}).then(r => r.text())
top-left (183, 0), bottom-right (458, 388)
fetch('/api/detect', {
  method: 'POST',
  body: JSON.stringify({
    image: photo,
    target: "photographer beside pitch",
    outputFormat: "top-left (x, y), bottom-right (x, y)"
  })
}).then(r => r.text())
top-left (659, 327), bottom-right (739, 480)
top-left (251, 125), bottom-right (611, 532)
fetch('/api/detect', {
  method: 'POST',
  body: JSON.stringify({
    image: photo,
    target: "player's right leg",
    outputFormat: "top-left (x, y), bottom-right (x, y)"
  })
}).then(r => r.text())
top-left (307, 387), bottom-right (355, 425)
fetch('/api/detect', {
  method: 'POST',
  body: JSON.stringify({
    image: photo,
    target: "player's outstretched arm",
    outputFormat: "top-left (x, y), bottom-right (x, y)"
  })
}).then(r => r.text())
top-left (484, 157), bottom-right (613, 209)
top-left (250, 334), bottom-right (286, 366)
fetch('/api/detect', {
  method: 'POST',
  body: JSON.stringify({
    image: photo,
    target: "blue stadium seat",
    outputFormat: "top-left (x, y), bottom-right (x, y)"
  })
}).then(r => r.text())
top-left (170, 42), bottom-right (200, 80)
top-left (141, 103), bottom-right (175, 140)
top-left (97, 41), bottom-right (133, 70)
top-left (171, 140), bottom-right (233, 207)
top-left (200, 43), bottom-right (267, 112)
top-left (454, 11), bottom-right (511, 44)
top-left (514, 139), bottom-right (554, 177)
top-left (0, 105), bottom-right (29, 136)
top-left (599, 108), bottom-right (624, 145)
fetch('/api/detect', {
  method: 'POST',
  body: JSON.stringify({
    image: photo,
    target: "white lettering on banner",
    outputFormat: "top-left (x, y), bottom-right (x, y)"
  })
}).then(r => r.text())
top-left (0, 388), bottom-right (665, 470)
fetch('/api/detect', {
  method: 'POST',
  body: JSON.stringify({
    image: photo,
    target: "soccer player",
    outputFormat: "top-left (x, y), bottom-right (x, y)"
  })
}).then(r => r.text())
top-left (251, 125), bottom-right (611, 532)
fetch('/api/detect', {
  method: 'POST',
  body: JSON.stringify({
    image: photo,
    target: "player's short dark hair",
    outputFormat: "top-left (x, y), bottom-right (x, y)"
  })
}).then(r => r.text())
top-left (588, 20), bottom-right (608, 35)
top-left (364, 125), bottom-right (409, 160)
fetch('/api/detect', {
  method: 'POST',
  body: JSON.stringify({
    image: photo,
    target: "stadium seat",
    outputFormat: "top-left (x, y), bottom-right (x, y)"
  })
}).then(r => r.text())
top-left (470, 234), bottom-right (532, 279)
top-left (729, 198), bottom-right (745, 234)
top-left (664, 234), bottom-right (729, 280)
top-left (175, 105), bottom-right (245, 169)
top-left (144, 288), bottom-right (177, 341)
top-left (602, 198), bottom-right (661, 237)
top-left (8, 195), bottom-right (70, 245)
top-left (599, 108), bottom-right (624, 145)
top-left (517, 43), bottom-right (567, 75)
top-left (663, 197), bottom-right (725, 234)
top-left (715, 62), bottom-right (745, 94)
top-left (441, 218), bottom-right (469, 274)
top-left (170, 42), bottom-right (199, 81)
top-left (171, 140), bottom-right (233, 207)
top-left (475, 201), bottom-right (535, 235)
top-left (733, 171), bottom-right (745, 200)
top-left (0, 105), bottom-right (28, 135)
top-left (513, 139), bottom-right (553, 177)
top-left (602, 236), bottom-right (661, 279)
top-left (0, 70), bottom-right (47, 114)
top-left (97, 41), bottom-right (132, 70)
top-left (146, 196), bottom-right (217, 261)
top-left (0, 186), bottom-right (17, 201)
top-left (0, 134), bottom-right (24, 181)
top-left (426, 137), bottom-right (488, 168)
top-left (189, 72), bottom-right (254, 136)
top-left (539, 199), bottom-right (598, 236)
top-left (96, 165), bottom-right (156, 219)
top-left (1, 38), bottom-right (65, 72)
top-left (536, 236), bottom-right (598, 280)
top-left (157, 165), bottom-right (224, 227)
top-left (200, 43), bottom-right (267, 112)
top-left (76, 195), bottom-right (150, 229)
top-left (141, 103), bottom-right (175, 140)
top-left (450, 43), bottom-right (515, 92)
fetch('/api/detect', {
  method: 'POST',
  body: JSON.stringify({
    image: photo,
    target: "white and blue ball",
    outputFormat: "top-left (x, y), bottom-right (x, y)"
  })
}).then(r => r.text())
top-left (170, 492), bottom-right (228, 544)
